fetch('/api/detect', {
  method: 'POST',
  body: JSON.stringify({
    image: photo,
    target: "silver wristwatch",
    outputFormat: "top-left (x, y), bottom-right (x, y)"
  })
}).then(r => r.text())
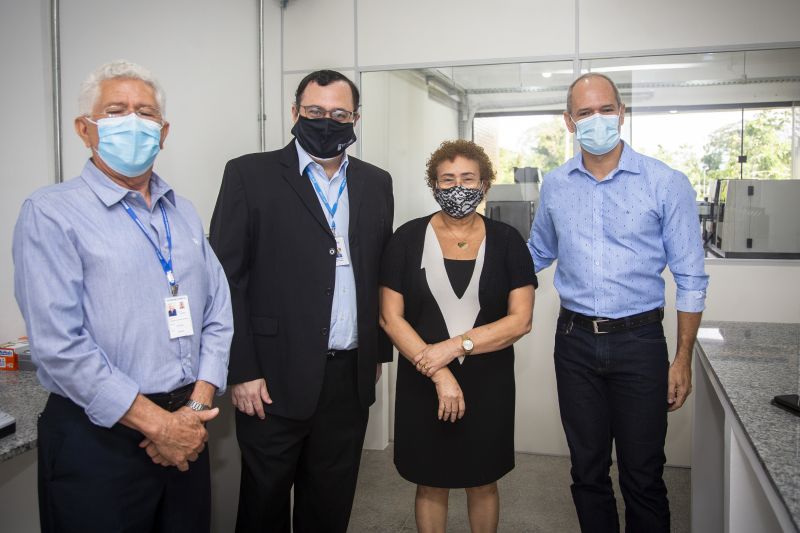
top-left (460, 334), bottom-right (474, 356)
top-left (185, 399), bottom-right (211, 411)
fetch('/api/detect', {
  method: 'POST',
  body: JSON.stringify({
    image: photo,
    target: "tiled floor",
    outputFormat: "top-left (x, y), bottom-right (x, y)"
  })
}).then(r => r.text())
top-left (349, 445), bottom-right (690, 532)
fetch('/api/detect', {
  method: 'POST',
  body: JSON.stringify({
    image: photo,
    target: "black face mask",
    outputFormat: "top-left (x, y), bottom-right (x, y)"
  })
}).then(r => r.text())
top-left (291, 116), bottom-right (357, 159)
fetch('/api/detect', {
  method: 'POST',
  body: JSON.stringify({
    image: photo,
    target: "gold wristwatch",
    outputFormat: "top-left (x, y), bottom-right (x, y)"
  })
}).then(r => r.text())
top-left (460, 334), bottom-right (474, 356)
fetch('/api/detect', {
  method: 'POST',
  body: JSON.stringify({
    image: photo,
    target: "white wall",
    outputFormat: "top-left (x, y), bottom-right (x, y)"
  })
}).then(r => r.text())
top-left (58, 0), bottom-right (260, 225)
top-left (357, 0), bottom-right (575, 67)
top-left (0, 0), bottom-right (54, 344)
top-left (580, 0), bottom-right (800, 55)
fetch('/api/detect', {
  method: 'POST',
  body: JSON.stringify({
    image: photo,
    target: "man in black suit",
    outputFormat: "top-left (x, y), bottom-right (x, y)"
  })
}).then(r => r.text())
top-left (209, 70), bottom-right (394, 533)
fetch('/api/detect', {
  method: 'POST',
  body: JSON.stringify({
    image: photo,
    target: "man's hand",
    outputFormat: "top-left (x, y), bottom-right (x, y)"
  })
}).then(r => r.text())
top-left (139, 407), bottom-right (219, 471)
top-left (432, 369), bottom-right (465, 422)
top-left (231, 378), bottom-right (272, 419)
top-left (413, 338), bottom-right (460, 377)
top-left (667, 358), bottom-right (692, 411)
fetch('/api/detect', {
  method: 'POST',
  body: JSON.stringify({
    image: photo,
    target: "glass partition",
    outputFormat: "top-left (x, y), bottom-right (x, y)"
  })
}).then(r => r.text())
top-left (361, 47), bottom-right (800, 257)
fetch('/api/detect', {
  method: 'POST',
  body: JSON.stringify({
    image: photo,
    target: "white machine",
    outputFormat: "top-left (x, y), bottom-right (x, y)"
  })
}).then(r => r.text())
top-left (708, 178), bottom-right (800, 259)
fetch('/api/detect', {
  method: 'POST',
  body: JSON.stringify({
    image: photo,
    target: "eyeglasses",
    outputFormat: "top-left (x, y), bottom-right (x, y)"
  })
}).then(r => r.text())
top-left (297, 105), bottom-right (357, 123)
top-left (437, 174), bottom-right (482, 189)
top-left (90, 105), bottom-right (163, 123)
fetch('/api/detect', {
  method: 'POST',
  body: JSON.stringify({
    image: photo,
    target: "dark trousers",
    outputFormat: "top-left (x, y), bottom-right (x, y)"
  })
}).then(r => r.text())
top-left (37, 393), bottom-right (210, 533)
top-left (554, 315), bottom-right (670, 533)
top-left (235, 351), bottom-right (369, 533)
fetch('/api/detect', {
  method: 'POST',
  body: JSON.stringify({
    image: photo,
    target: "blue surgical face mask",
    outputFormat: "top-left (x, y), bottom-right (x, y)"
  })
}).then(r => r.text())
top-left (87, 113), bottom-right (163, 177)
top-left (571, 112), bottom-right (621, 156)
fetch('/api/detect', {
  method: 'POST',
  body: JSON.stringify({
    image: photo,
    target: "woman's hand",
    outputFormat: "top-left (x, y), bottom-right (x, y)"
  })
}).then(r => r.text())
top-left (432, 369), bottom-right (465, 422)
top-left (414, 338), bottom-right (460, 377)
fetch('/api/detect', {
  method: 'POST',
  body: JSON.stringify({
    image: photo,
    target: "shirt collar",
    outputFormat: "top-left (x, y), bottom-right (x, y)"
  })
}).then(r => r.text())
top-left (295, 140), bottom-right (349, 180)
top-left (567, 141), bottom-right (641, 181)
top-left (80, 159), bottom-right (176, 209)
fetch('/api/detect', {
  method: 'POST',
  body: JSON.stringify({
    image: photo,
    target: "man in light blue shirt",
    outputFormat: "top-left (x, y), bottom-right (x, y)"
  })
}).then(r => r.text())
top-left (529, 73), bottom-right (708, 533)
top-left (13, 60), bottom-right (232, 533)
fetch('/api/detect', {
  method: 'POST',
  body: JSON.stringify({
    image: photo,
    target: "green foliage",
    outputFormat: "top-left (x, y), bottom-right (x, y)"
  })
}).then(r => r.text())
top-left (496, 117), bottom-right (568, 184)
top-left (638, 109), bottom-right (792, 199)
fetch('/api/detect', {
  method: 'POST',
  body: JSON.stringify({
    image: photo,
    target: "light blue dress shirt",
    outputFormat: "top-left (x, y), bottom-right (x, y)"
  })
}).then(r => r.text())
top-left (13, 161), bottom-right (233, 427)
top-left (528, 142), bottom-right (709, 318)
top-left (295, 143), bottom-right (358, 350)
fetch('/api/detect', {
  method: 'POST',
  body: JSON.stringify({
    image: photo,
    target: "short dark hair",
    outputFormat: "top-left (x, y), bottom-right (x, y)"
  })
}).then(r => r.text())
top-left (295, 70), bottom-right (360, 110)
top-left (425, 139), bottom-right (496, 192)
top-left (565, 73), bottom-right (622, 115)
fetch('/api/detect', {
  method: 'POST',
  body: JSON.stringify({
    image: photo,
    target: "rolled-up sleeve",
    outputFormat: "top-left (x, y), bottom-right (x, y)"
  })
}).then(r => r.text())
top-left (661, 172), bottom-right (709, 312)
top-left (13, 199), bottom-right (139, 427)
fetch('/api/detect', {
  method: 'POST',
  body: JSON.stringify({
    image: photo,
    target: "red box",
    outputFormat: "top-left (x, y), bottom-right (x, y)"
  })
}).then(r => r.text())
top-left (0, 339), bottom-right (28, 372)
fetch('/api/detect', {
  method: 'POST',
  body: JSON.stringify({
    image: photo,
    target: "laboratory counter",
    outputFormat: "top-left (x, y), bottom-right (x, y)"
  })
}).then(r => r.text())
top-left (693, 321), bottom-right (799, 533)
top-left (0, 370), bottom-right (48, 463)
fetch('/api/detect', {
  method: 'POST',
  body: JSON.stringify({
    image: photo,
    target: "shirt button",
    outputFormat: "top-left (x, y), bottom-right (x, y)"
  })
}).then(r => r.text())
top-left (595, 261), bottom-right (600, 266)
top-left (329, 248), bottom-right (336, 255)
top-left (321, 327), bottom-right (329, 336)
top-left (326, 287), bottom-right (333, 296)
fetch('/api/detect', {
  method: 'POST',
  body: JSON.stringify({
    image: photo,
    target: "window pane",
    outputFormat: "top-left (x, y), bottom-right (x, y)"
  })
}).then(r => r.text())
top-left (473, 115), bottom-right (571, 184)
top-left (586, 48), bottom-right (800, 198)
top-left (742, 108), bottom-right (792, 180)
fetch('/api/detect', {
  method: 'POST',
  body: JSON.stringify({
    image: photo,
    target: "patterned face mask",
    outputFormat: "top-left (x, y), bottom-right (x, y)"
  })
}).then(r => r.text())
top-left (433, 185), bottom-right (484, 219)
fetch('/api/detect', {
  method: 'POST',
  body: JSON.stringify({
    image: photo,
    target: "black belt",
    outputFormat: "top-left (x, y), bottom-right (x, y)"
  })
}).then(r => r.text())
top-left (326, 348), bottom-right (357, 360)
top-left (145, 383), bottom-right (194, 412)
top-left (560, 307), bottom-right (664, 335)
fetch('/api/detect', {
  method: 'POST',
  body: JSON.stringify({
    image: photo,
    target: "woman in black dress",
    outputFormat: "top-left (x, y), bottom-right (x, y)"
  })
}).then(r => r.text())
top-left (380, 140), bottom-right (537, 533)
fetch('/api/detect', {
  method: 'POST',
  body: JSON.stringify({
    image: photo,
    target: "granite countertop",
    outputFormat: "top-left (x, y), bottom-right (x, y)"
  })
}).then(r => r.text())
top-left (696, 321), bottom-right (800, 530)
top-left (0, 371), bottom-right (48, 462)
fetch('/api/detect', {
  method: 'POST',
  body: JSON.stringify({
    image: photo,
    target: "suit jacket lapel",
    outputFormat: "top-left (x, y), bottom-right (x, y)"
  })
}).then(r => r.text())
top-left (280, 141), bottom-right (334, 239)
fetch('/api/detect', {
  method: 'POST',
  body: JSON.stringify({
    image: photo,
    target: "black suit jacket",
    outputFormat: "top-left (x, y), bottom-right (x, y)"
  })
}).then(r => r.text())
top-left (209, 141), bottom-right (394, 420)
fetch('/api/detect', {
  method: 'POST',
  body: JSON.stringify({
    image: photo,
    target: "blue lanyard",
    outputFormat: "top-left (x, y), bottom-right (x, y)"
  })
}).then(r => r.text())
top-left (120, 199), bottom-right (177, 296)
top-left (307, 167), bottom-right (347, 234)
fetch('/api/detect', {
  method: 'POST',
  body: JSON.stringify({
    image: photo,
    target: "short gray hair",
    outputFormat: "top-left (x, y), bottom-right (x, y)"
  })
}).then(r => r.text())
top-left (565, 73), bottom-right (621, 115)
top-left (78, 60), bottom-right (166, 116)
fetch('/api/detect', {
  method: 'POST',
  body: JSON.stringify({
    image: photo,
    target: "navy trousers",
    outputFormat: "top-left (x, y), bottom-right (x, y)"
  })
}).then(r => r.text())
top-left (554, 315), bottom-right (671, 533)
top-left (37, 393), bottom-right (211, 533)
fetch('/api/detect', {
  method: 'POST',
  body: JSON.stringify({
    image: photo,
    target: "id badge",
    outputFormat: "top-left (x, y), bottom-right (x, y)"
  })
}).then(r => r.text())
top-left (165, 295), bottom-right (194, 339)
top-left (335, 235), bottom-right (350, 267)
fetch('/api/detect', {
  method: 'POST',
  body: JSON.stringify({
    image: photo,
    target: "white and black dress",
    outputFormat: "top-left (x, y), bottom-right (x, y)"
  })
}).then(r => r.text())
top-left (380, 214), bottom-right (537, 488)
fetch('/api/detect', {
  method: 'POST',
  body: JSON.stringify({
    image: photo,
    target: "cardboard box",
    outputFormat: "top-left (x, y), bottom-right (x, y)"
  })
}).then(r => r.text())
top-left (0, 339), bottom-right (29, 372)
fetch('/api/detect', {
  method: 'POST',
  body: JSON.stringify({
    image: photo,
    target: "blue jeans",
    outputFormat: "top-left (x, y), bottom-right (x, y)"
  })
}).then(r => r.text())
top-left (554, 314), bottom-right (670, 533)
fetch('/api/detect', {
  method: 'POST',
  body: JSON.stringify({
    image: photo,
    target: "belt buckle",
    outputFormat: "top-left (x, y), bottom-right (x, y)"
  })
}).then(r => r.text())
top-left (592, 318), bottom-right (609, 335)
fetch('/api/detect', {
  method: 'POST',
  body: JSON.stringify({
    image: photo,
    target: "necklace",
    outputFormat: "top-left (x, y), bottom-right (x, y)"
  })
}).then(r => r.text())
top-left (440, 215), bottom-right (475, 249)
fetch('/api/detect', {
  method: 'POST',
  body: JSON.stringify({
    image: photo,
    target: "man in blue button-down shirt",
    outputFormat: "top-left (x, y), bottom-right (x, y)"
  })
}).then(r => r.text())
top-left (13, 60), bottom-right (232, 533)
top-left (529, 73), bottom-right (708, 533)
